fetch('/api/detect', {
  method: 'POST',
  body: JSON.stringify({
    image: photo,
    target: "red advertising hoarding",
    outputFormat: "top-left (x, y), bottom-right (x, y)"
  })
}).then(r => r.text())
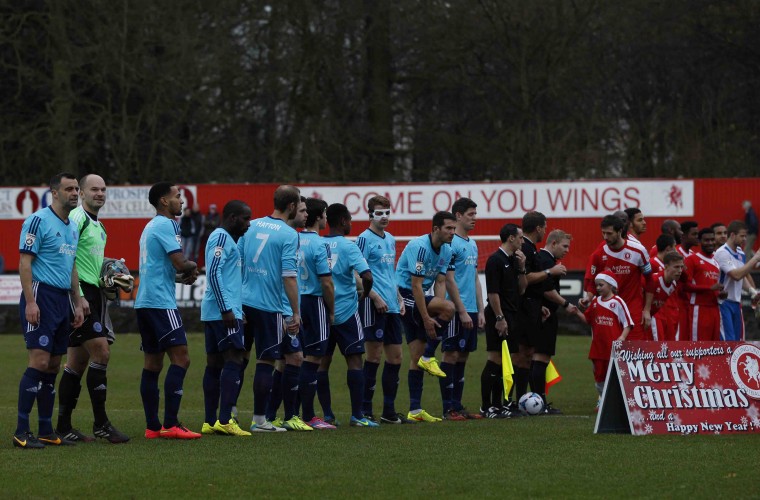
top-left (0, 178), bottom-right (757, 273)
top-left (596, 341), bottom-right (760, 435)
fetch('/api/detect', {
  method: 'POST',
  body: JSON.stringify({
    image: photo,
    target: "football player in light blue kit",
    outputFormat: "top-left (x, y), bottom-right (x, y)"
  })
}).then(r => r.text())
top-left (200, 200), bottom-right (252, 436)
top-left (136, 182), bottom-right (201, 440)
top-left (356, 195), bottom-right (412, 424)
top-left (321, 203), bottom-right (377, 427)
top-left (264, 196), bottom-right (308, 429)
top-left (439, 198), bottom-right (485, 420)
top-left (239, 185), bottom-right (305, 432)
top-left (396, 211), bottom-right (457, 422)
top-left (15, 172), bottom-right (84, 449)
top-left (296, 198), bottom-right (337, 429)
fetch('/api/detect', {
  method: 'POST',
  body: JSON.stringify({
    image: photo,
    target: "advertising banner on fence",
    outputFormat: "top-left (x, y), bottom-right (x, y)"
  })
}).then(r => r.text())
top-left (0, 185), bottom-right (197, 220)
top-left (595, 341), bottom-right (760, 435)
top-left (299, 180), bottom-right (694, 220)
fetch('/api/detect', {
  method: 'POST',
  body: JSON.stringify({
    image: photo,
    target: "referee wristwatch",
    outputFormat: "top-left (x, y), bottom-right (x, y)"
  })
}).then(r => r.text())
top-left (544, 269), bottom-right (551, 276)
top-left (495, 315), bottom-right (505, 321)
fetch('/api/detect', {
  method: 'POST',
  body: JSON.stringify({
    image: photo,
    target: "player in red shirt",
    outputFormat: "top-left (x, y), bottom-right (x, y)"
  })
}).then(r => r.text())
top-left (648, 220), bottom-right (683, 259)
top-left (624, 208), bottom-right (647, 245)
top-left (682, 228), bottom-right (726, 341)
top-left (650, 234), bottom-right (676, 274)
top-left (576, 273), bottom-right (633, 409)
top-left (583, 215), bottom-right (651, 340)
top-left (642, 252), bottom-right (683, 341)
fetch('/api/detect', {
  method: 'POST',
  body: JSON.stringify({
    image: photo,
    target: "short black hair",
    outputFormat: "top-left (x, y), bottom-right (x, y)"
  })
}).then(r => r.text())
top-left (222, 200), bottom-right (249, 219)
top-left (681, 221), bottom-right (699, 234)
top-left (710, 222), bottom-right (726, 231)
top-left (601, 214), bottom-right (624, 232)
top-left (326, 203), bottom-right (350, 228)
top-left (148, 182), bottom-right (175, 208)
top-left (305, 198), bottom-right (328, 227)
top-left (432, 211), bottom-right (455, 229)
top-left (499, 223), bottom-right (521, 243)
top-left (451, 197), bottom-right (477, 216)
top-left (522, 211), bottom-right (546, 234)
top-left (624, 207), bottom-right (641, 221)
top-left (656, 234), bottom-right (676, 252)
top-left (50, 172), bottom-right (77, 191)
top-left (698, 227), bottom-right (714, 240)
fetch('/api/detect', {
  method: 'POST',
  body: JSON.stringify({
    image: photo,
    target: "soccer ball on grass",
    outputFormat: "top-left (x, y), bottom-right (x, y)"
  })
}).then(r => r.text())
top-left (518, 392), bottom-right (544, 416)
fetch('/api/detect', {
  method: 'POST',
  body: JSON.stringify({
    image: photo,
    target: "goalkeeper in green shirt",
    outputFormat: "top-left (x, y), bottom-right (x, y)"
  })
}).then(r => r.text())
top-left (55, 174), bottom-right (131, 444)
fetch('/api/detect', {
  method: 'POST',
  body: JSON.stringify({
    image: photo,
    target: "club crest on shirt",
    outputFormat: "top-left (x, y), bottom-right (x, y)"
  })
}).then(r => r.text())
top-left (590, 265), bottom-right (596, 274)
top-left (415, 261), bottom-right (424, 273)
top-left (214, 246), bottom-right (223, 258)
top-left (175, 235), bottom-right (182, 245)
top-left (25, 233), bottom-right (36, 247)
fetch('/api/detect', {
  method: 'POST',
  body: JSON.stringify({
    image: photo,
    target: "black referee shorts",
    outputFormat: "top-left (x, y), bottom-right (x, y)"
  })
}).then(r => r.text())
top-left (531, 309), bottom-right (558, 356)
top-left (484, 306), bottom-right (518, 353)
top-left (517, 297), bottom-right (542, 348)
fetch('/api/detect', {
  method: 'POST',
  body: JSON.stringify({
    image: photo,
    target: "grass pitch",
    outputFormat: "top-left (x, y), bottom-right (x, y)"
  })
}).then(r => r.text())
top-left (0, 333), bottom-right (757, 499)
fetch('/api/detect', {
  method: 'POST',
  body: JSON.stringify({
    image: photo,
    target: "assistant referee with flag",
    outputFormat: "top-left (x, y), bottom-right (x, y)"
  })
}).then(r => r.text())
top-left (480, 223), bottom-right (527, 419)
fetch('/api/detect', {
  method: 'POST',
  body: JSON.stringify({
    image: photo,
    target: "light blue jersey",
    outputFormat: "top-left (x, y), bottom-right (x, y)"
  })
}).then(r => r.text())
top-left (324, 235), bottom-right (370, 325)
top-left (356, 228), bottom-right (399, 313)
top-left (135, 215), bottom-right (182, 309)
top-left (280, 234), bottom-right (301, 317)
top-left (298, 231), bottom-right (332, 296)
top-left (239, 216), bottom-right (298, 313)
top-left (201, 228), bottom-right (243, 321)
top-left (448, 233), bottom-right (479, 313)
top-left (395, 234), bottom-right (453, 292)
top-left (19, 206), bottom-right (79, 290)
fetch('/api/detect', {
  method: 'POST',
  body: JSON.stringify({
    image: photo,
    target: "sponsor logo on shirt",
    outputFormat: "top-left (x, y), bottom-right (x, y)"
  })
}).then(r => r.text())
top-left (59, 243), bottom-right (76, 256)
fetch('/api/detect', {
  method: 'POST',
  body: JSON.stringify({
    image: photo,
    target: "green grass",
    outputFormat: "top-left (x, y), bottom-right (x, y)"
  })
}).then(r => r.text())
top-left (0, 333), bottom-right (757, 499)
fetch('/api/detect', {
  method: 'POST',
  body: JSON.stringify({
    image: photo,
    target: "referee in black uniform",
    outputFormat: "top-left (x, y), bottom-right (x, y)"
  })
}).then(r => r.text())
top-left (479, 223), bottom-right (526, 418)
top-left (513, 212), bottom-right (565, 411)
top-left (532, 229), bottom-right (577, 414)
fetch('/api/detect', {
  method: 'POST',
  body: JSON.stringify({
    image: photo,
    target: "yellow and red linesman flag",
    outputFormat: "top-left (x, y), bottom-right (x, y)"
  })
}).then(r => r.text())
top-left (501, 340), bottom-right (514, 399)
top-left (545, 360), bottom-right (562, 393)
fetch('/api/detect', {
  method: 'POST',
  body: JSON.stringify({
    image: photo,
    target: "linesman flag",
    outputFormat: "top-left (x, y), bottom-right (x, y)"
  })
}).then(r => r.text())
top-left (545, 360), bottom-right (562, 393)
top-left (501, 340), bottom-right (514, 399)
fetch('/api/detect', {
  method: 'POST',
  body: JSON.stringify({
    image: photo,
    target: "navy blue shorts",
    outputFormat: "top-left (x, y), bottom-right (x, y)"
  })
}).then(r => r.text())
top-left (442, 312), bottom-right (478, 353)
top-left (204, 318), bottom-right (245, 354)
top-left (136, 308), bottom-right (188, 354)
top-left (360, 298), bottom-right (403, 345)
top-left (20, 281), bottom-right (72, 355)
top-left (329, 312), bottom-right (365, 357)
top-left (301, 295), bottom-right (330, 356)
top-left (399, 288), bottom-right (436, 344)
top-left (242, 305), bottom-right (303, 360)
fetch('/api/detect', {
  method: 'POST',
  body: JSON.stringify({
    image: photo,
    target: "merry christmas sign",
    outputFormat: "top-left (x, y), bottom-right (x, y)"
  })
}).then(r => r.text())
top-left (595, 341), bottom-right (760, 435)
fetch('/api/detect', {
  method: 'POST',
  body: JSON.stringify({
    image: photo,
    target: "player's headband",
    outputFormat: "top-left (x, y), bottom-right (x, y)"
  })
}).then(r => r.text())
top-left (369, 209), bottom-right (391, 219)
top-left (595, 273), bottom-right (618, 289)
